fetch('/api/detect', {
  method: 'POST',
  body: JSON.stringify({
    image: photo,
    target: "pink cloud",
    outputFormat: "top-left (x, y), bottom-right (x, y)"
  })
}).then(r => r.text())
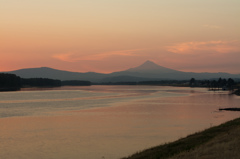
top-left (166, 40), bottom-right (240, 54)
top-left (203, 24), bottom-right (221, 29)
top-left (53, 49), bottom-right (143, 62)
top-left (53, 53), bottom-right (77, 62)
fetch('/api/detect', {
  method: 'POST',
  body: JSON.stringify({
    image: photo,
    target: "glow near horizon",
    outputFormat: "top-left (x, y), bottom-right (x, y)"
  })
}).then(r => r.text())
top-left (1, 0), bottom-right (240, 73)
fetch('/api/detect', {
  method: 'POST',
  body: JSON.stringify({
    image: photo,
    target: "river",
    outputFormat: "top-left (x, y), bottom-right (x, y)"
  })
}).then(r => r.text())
top-left (0, 85), bottom-right (240, 159)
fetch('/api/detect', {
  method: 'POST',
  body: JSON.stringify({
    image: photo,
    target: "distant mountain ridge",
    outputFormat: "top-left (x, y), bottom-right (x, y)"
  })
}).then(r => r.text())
top-left (9, 67), bottom-right (108, 82)
top-left (6, 61), bottom-right (240, 82)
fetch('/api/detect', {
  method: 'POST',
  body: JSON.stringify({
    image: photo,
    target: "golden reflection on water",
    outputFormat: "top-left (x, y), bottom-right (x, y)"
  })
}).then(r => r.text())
top-left (0, 86), bottom-right (240, 159)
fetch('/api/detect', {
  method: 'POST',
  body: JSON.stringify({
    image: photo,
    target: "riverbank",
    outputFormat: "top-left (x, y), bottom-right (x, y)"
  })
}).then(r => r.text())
top-left (122, 117), bottom-right (240, 159)
top-left (234, 89), bottom-right (240, 96)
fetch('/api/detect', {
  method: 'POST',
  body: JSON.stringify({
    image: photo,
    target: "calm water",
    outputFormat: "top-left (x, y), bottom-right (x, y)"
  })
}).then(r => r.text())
top-left (0, 85), bottom-right (240, 159)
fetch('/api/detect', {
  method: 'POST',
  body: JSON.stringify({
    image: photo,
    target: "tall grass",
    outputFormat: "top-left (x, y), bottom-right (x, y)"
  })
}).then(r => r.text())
top-left (122, 118), bottom-right (240, 159)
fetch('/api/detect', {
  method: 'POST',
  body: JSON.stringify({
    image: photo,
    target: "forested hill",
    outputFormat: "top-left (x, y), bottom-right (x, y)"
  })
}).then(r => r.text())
top-left (0, 73), bottom-right (21, 91)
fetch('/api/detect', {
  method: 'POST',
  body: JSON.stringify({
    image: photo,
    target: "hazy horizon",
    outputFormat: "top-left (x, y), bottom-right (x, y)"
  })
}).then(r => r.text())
top-left (5, 60), bottom-right (240, 75)
top-left (1, 1), bottom-right (240, 74)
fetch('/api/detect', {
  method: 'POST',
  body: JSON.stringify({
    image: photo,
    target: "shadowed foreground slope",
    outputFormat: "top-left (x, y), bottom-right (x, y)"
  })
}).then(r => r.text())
top-left (122, 117), bottom-right (240, 159)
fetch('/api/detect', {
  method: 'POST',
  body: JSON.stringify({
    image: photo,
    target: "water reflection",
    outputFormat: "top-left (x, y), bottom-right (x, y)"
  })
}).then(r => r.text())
top-left (0, 86), bottom-right (239, 159)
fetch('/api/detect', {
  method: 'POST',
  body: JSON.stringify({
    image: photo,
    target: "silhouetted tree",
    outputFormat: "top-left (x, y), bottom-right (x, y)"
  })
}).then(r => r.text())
top-left (210, 80), bottom-right (218, 90)
top-left (218, 78), bottom-right (222, 88)
top-left (222, 79), bottom-right (227, 87)
top-left (189, 78), bottom-right (196, 87)
top-left (227, 78), bottom-right (235, 91)
top-left (206, 80), bottom-right (211, 89)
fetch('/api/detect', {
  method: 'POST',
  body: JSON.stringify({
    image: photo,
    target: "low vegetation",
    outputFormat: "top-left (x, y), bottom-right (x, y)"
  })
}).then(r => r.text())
top-left (170, 125), bottom-right (240, 159)
top-left (122, 117), bottom-right (240, 159)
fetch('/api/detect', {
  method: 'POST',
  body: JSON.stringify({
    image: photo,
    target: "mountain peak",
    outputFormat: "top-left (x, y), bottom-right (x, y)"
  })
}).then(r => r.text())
top-left (143, 60), bottom-right (156, 64)
top-left (126, 60), bottom-right (180, 73)
top-left (140, 60), bottom-right (159, 68)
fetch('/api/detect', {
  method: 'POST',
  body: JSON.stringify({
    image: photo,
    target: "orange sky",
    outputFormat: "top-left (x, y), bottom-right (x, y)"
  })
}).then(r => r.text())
top-left (1, 0), bottom-right (240, 73)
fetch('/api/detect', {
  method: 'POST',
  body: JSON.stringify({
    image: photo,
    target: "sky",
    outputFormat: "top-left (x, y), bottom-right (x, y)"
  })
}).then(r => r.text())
top-left (1, 0), bottom-right (240, 74)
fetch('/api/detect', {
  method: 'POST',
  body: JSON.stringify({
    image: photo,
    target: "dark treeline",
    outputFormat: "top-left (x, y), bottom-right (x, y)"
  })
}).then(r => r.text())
top-left (21, 78), bottom-right (61, 87)
top-left (1, 73), bottom-right (239, 95)
top-left (0, 73), bottom-right (21, 91)
top-left (98, 82), bottom-right (138, 85)
top-left (138, 80), bottom-right (189, 86)
top-left (22, 79), bottom-right (92, 87)
top-left (1, 73), bottom-right (92, 91)
top-left (98, 78), bottom-right (240, 91)
top-left (189, 78), bottom-right (238, 91)
top-left (98, 80), bottom-right (189, 86)
top-left (61, 80), bottom-right (91, 86)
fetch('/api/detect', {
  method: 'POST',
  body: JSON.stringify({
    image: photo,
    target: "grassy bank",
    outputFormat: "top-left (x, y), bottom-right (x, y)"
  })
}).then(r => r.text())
top-left (122, 117), bottom-right (240, 159)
